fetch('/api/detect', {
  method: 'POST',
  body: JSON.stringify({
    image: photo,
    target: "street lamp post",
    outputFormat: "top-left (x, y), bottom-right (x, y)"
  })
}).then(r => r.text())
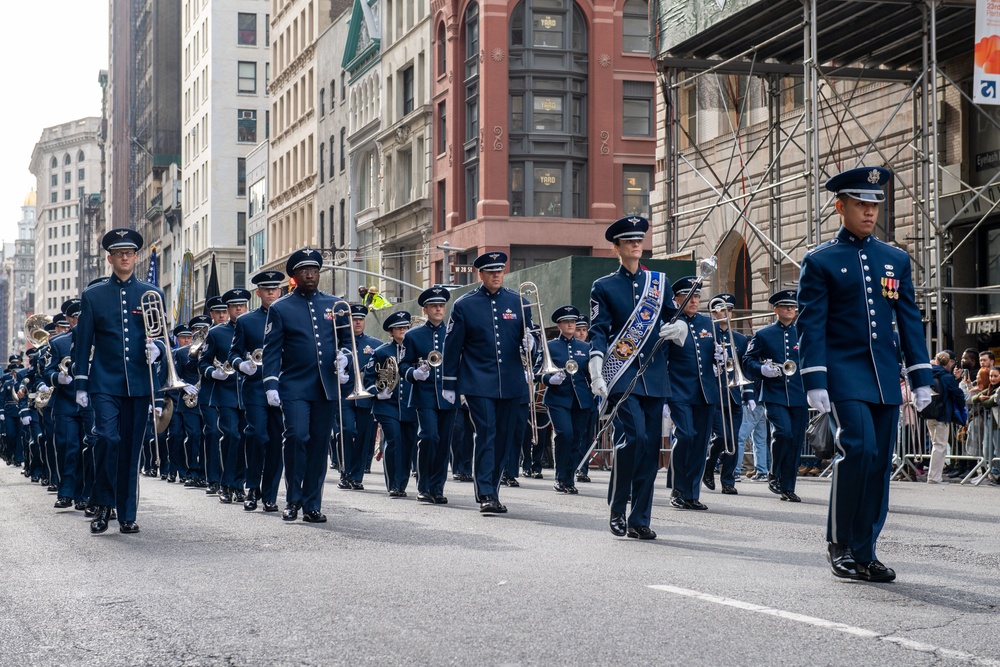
top-left (436, 241), bottom-right (467, 286)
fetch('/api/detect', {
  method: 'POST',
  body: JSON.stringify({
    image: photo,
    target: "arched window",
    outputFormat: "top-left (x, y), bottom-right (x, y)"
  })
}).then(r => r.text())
top-left (50, 157), bottom-right (58, 169)
top-left (64, 154), bottom-right (71, 166)
top-left (77, 150), bottom-right (85, 162)
top-left (437, 22), bottom-right (447, 76)
top-left (622, 0), bottom-right (649, 54)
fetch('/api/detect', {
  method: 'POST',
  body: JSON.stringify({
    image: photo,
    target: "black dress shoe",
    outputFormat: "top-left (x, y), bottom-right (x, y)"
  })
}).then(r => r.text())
top-left (553, 481), bottom-right (569, 493)
top-left (167, 473), bottom-right (176, 483)
top-left (46, 484), bottom-right (58, 493)
top-left (184, 478), bottom-right (199, 487)
top-left (206, 483), bottom-right (219, 495)
top-left (780, 491), bottom-right (801, 502)
top-left (670, 496), bottom-right (687, 509)
top-left (233, 489), bottom-right (246, 502)
top-left (566, 485), bottom-right (579, 494)
top-left (282, 503), bottom-right (300, 521)
top-left (74, 500), bottom-right (88, 511)
top-left (609, 512), bottom-right (627, 536)
top-left (480, 498), bottom-right (507, 514)
top-left (459, 473), bottom-right (474, 482)
top-left (302, 510), bottom-right (327, 523)
top-left (350, 481), bottom-right (364, 490)
top-left (30, 475), bottom-right (38, 483)
top-left (721, 484), bottom-right (738, 495)
top-left (90, 507), bottom-right (110, 534)
top-left (532, 472), bottom-right (543, 479)
top-left (505, 477), bottom-right (520, 488)
top-left (432, 494), bottom-right (448, 504)
top-left (262, 502), bottom-right (279, 512)
top-left (196, 479), bottom-right (209, 488)
top-left (684, 500), bottom-right (708, 510)
top-left (388, 488), bottom-right (403, 497)
top-left (767, 479), bottom-right (781, 495)
top-left (627, 525), bottom-right (657, 540)
top-left (119, 521), bottom-right (140, 534)
top-left (827, 543), bottom-right (860, 579)
top-left (244, 497), bottom-right (258, 511)
top-left (41, 478), bottom-right (50, 486)
top-left (417, 493), bottom-right (435, 503)
top-left (576, 473), bottom-right (591, 483)
top-left (109, 509), bottom-right (117, 520)
top-left (338, 479), bottom-right (352, 489)
top-left (160, 474), bottom-right (168, 481)
top-left (702, 472), bottom-right (716, 491)
top-left (84, 505), bottom-right (97, 518)
top-left (218, 488), bottom-right (233, 504)
top-left (54, 497), bottom-right (73, 509)
top-left (856, 559), bottom-right (896, 583)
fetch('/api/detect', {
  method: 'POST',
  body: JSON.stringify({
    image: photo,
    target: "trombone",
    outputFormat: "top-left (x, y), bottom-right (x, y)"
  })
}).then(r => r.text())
top-left (518, 281), bottom-right (559, 449)
top-left (708, 298), bottom-right (753, 457)
top-left (141, 291), bottom-right (190, 466)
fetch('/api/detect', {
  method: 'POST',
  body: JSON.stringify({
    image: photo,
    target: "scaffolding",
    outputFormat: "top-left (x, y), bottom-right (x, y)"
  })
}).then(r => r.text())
top-left (651, 0), bottom-right (1000, 351)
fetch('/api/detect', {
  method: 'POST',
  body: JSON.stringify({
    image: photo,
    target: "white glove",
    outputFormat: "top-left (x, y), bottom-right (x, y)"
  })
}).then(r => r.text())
top-left (37, 383), bottom-right (50, 393)
top-left (662, 403), bottom-right (671, 420)
top-left (442, 389), bottom-right (456, 404)
top-left (523, 330), bottom-right (535, 353)
top-left (377, 389), bottom-right (392, 400)
top-left (336, 352), bottom-right (349, 372)
top-left (714, 345), bottom-right (726, 364)
top-left (21, 416), bottom-right (30, 425)
top-left (339, 370), bottom-right (350, 384)
top-left (211, 369), bottom-right (228, 381)
top-left (524, 370), bottom-right (533, 385)
top-left (76, 390), bottom-right (89, 408)
top-left (146, 341), bottom-right (161, 363)
top-left (182, 385), bottom-right (198, 396)
top-left (659, 320), bottom-right (688, 346)
top-left (745, 399), bottom-right (757, 412)
top-left (761, 361), bottom-right (782, 378)
top-left (266, 389), bottom-right (281, 407)
top-left (913, 386), bottom-right (933, 412)
top-left (154, 407), bottom-right (163, 418)
top-left (57, 371), bottom-right (73, 385)
top-left (588, 355), bottom-right (608, 399)
top-left (238, 360), bottom-right (257, 375)
top-left (0, 414), bottom-right (5, 421)
top-left (548, 372), bottom-right (566, 386)
top-left (807, 388), bottom-right (831, 414)
top-left (412, 366), bottom-right (430, 382)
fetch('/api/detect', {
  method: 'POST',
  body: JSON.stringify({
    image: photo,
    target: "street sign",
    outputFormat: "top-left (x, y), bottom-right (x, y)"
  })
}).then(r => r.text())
top-left (452, 264), bottom-right (475, 274)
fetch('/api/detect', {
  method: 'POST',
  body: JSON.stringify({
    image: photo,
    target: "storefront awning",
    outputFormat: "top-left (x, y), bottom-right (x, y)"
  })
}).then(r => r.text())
top-left (966, 314), bottom-right (1000, 335)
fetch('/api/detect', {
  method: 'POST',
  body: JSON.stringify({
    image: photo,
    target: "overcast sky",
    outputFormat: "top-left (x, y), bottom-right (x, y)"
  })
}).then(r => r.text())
top-left (1, 1), bottom-right (109, 245)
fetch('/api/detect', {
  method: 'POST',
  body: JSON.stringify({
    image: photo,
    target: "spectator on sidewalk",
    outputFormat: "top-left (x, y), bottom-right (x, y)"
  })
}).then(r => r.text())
top-left (925, 352), bottom-right (966, 484)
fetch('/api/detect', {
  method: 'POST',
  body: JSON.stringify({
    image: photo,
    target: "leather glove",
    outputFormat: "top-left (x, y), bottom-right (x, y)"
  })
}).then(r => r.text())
top-left (659, 320), bottom-right (688, 346)
top-left (442, 389), bottom-right (456, 404)
top-left (745, 399), bottom-right (757, 413)
top-left (182, 385), bottom-right (198, 396)
top-left (412, 366), bottom-right (430, 382)
top-left (714, 344), bottom-right (726, 364)
top-left (146, 341), bottom-right (161, 363)
top-left (662, 403), bottom-right (671, 420)
top-left (238, 360), bottom-right (257, 375)
top-left (336, 352), bottom-right (349, 372)
top-left (76, 390), bottom-right (89, 408)
top-left (37, 383), bottom-right (50, 393)
top-left (266, 389), bottom-right (281, 407)
top-left (548, 371), bottom-right (566, 386)
top-left (913, 386), bottom-right (933, 412)
top-left (377, 389), bottom-right (392, 400)
top-left (21, 416), bottom-right (30, 425)
top-left (57, 371), bottom-right (73, 385)
top-left (760, 361), bottom-right (782, 378)
top-left (807, 388), bottom-right (831, 414)
top-left (211, 368), bottom-right (228, 381)
top-left (338, 370), bottom-right (350, 384)
top-left (589, 355), bottom-right (608, 399)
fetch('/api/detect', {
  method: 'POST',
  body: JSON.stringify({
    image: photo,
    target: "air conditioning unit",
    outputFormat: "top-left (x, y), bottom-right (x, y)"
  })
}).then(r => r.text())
top-left (239, 110), bottom-right (255, 119)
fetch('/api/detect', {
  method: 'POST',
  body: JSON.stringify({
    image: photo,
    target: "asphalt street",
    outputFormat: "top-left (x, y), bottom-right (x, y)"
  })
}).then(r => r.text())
top-left (1, 462), bottom-right (998, 667)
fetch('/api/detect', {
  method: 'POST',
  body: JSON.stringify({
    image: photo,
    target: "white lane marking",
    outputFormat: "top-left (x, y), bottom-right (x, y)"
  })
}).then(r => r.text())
top-left (649, 585), bottom-right (1000, 667)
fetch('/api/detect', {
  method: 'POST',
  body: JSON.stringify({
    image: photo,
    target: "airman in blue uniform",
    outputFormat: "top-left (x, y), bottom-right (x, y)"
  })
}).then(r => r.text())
top-left (574, 313), bottom-right (595, 481)
top-left (196, 297), bottom-right (231, 495)
top-left (399, 287), bottom-right (455, 504)
top-left (337, 303), bottom-right (380, 489)
top-left (539, 305), bottom-right (594, 494)
top-left (165, 323), bottom-right (194, 484)
top-left (365, 311), bottom-right (416, 497)
top-left (589, 216), bottom-right (686, 539)
top-left (798, 166), bottom-right (932, 582)
top-left (263, 248), bottom-right (351, 523)
top-left (743, 290), bottom-right (808, 503)
top-left (44, 301), bottom-right (84, 509)
top-left (665, 276), bottom-right (722, 510)
top-left (442, 251), bottom-right (535, 514)
top-left (180, 314), bottom-right (211, 488)
top-left (73, 228), bottom-right (165, 534)
top-left (229, 270), bottom-right (286, 512)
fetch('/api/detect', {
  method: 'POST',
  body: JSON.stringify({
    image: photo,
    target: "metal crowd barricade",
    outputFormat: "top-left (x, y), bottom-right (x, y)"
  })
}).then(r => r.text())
top-left (583, 404), bottom-right (676, 472)
top-left (891, 403), bottom-right (994, 484)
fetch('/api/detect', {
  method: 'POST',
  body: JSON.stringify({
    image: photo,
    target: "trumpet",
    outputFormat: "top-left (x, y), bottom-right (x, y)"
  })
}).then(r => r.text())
top-left (188, 327), bottom-right (208, 359)
top-left (764, 358), bottom-right (798, 376)
top-left (417, 350), bottom-right (443, 371)
top-left (35, 386), bottom-right (52, 409)
top-left (213, 360), bottom-right (237, 376)
top-left (58, 356), bottom-right (72, 375)
top-left (564, 359), bottom-right (579, 375)
top-left (250, 348), bottom-right (263, 365)
top-left (182, 381), bottom-right (200, 408)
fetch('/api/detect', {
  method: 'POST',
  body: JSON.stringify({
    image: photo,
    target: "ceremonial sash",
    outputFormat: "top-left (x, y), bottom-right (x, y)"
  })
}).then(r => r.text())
top-left (602, 271), bottom-right (665, 390)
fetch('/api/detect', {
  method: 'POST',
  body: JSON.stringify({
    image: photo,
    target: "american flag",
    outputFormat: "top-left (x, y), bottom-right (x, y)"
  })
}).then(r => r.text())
top-left (146, 246), bottom-right (158, 286)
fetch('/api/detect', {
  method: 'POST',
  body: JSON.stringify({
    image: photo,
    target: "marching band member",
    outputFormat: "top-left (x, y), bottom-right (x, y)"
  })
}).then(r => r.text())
top-left (742, 290), bottom-right (808, 503)
top-left (539, 305), bottom-right (594, 494)
top-left (574, 313), bottom-right (595, 482)
top-left (703, 294), bottom-right (753, 495)
top-left (442, 251), bottom-right (534, 514)
top-left (366, 311), bottom-right (416, 498)
top-left (72, 228), bottom-right (165, 534)
top-left (44, 303), bottom-right (83, 509)
top-left (400, 287), bottom-right (455, 504)
top-left (338, 303), bottom-right (380, 489)
top-left (589, 216), bottom-right (686, 538)
top-left (166, 323), bottom-right (196, 484)
top-left (229, 270), bottom-right (286, 512)
top-left (181, 314), bottom-right (212, 489)
top-left (798, 166), bottom-right (932, 582)
top-left (665, 276), bottom-right (722, 511)
top-left (263, 248), bottom-right (351, 523)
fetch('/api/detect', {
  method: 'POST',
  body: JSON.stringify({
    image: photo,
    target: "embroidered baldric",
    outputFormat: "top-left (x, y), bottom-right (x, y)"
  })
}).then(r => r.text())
top-left (602, 271), bottom-right (665, 390)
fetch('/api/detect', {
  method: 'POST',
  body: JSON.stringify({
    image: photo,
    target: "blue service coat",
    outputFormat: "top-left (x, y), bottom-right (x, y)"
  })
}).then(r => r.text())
top-left (400, 321), bottom-right (453, 410)
top-left (589, 265), bottom-right (678, 398)
top-left (442, 285), bottom-right (533, 400)
top-left (72, 273), bottom-right (164, 397)
top-left (743, 320), bottom-right (807, 407)
top-left (262, 289), bottom-right (350, 402)
top-left (229, 307), bottom-right (268, 407)
top-left (796, 226), bottom-right (932, 402)
top-left (198, 322), bottom-right (238, 408)
top-left (345, 332), bottom-right (382, 410)
top-left (172, 345), bottom-right (200, 413)
top-left (43, 330), bottom-right (77, 415)
top-left (714, 324), bottom-right (755, 405)
top-left (539, 335), bottom-right (595, 410)
top-left (666, 312), bottom-right (721, 406)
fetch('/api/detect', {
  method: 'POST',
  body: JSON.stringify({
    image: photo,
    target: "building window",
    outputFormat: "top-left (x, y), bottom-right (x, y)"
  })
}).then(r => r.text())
top-left (339, 199), bottom-right (346, 247)
top-left (437, 23), bottom-right (447, 76)
top-left (64, 154), bottom-right (71, 166)
top-left (64, 172), bottom-right (72, 184)
top-left (238, 109), bottom-right (257, 142)
top-left (319, 143), bottom-right (325, 183)
top-left (234, 261), bottom-right (246, 289)
top-left (622, 0), bottom-right (650, 54)
top-left (238, 61), bottom-right (257, 93)
top-left (238, 12), bottom-right (257, 45)
top-left (534, 165), bottom-right (562, 216)
top-left (339, 129), bottom-right (346, 171)
top-left (623, 166), bottom-right (653, 219)
top-left (78, 168), bottom-right (85, 180)
top-left (359, 152), bottom-right (377, 210)
top-left (622, 81), bottom-right (653, 136)
top-left (402, 65), bottom-right (414, 115)
top-left (249, 231), bottom-right (265, 272)
top-left (319, 88), bottom-right (325, 116)
top-left (465, 165), bottom-right (478, 221)
top-left (437, 181), bottom-right (447, 231)
top-left (77, 150), bottom-right (85, 162)
top-left (329, 136), bottom-right (335, 176)
top-left (237, 158), bottom-right (247, 196)
top-left (237, 212), bottom-right (247, 245)
top-left (249, 177), bottom-right (266, 218)
top-left (438, 101), bottom-right (447, 154)
top-left (64, 189), bottom-right (71, 201)
top-left (50, 157), bottom-right (58, 169)
top-left (78, 187), bottom-right (85, 198)
top-left (50, 175), bottom-right (58, 187)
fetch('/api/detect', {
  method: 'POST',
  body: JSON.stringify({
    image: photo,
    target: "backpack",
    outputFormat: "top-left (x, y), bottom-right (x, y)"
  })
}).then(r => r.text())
top-left (918, 375), bottom-right (946, 421)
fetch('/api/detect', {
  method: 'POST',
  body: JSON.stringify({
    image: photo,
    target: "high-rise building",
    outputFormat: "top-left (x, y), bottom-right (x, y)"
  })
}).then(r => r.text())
top-left (8, 191), bottom-right (37, 354)
top-left (182, 0), bottom-right (271, 306)
top-left (28, 118), bottom-right (103, 315)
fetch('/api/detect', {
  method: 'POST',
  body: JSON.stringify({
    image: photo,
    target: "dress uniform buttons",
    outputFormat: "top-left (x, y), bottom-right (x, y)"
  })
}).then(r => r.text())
top-left (871, 322), bottom-right (876, 327)
top-left (872, 333), bottom-right (878, 339)
top-left (861, 254), bottom-right (867, 259)
top-left (865, 276), bottom-right (871, 282)
top-left (868, 299), bottom-right (874, 305)
top-left (867, 287), bottom-right (872, 293)
top-left (870, 310), bottom-right (875, 316)
top-left (125, 347), bottom-right (129, 352)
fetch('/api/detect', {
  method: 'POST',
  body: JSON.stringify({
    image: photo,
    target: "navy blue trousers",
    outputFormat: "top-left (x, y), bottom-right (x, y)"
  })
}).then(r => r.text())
top-left (828, 401), bottom-right (899, 562)
top-left (243, 404), bottom-right (284, 502)
top-left (549, 405), bottom-right (588, 485)
top-left (609, 393), bottom-right (663, 528)
top-left (765, 403), bottom-right (808, 492)
top-left (91, 394), bottom-right (150, 522)
top-left (451, 408), bottom-right (474, 476)
top-left (707, 402), bottom-right (744, 486)
top-left (281, 399), bottom-right (334, 512)
top-left (54, 411), bottom-right (83, 499)
top-left (378, 415), bottom-right (416, 492)
top-left (201, 406), bottom-right (224, 484)
top-left (466, 396), bottom-right (518, 502)
top-left (220, 408), bottom-right (246, 489)
top-left (416, 407), bottom-right (456, 496)
top-left (667, 401), bottom-right (715, 501)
